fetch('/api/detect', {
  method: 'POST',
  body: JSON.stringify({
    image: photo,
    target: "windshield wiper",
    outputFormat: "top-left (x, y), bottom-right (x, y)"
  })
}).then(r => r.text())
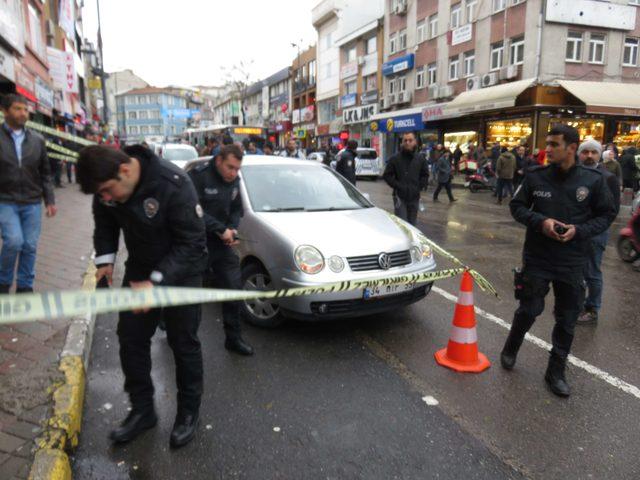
top-left (264, 207), bottom-right (307, 212)
top-left (306, 207), bottom-right (355, 212)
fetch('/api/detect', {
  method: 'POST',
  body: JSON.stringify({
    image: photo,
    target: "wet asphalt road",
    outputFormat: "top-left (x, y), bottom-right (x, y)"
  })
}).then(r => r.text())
top-left (73, 179), bottom-right (640, 480)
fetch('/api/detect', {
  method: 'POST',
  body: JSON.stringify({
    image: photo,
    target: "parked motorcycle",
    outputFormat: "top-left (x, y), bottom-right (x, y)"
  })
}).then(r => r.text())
top-left (617, 192), bottom-right (640, 263)
top-left (464, 164), bottom-right (497, 193)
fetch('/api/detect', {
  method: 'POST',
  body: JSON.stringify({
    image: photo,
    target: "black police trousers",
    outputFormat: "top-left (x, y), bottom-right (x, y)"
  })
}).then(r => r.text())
top-left (512, 271), bottom-right (585, 359)
top-left (118, 272), bottom-right (203, 413)
top-left (208, 245), bottom-right (243, 340)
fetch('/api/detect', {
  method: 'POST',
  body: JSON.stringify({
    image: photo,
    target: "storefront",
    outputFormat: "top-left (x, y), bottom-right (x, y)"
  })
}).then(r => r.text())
top-left (342, 103), bottom-right (378, 148)
top-left (292, 105), bottom-right (316, 149)
top-left (613, 120), bottom-right (640, 149)
top-left (485, 117), bottom-right (533, 149)
top-left (444, 131), bottom-right (478, 152)
top-left (370, 107), bottom-right (424, 159)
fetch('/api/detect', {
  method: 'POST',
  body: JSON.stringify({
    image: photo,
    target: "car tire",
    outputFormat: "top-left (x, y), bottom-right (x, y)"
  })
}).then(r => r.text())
top-left (241, 262), bottom-right (284, 328)
top-left (469, 182), bottom-right (481, 193)
top-left (617, 236), bottom-right (638, 263)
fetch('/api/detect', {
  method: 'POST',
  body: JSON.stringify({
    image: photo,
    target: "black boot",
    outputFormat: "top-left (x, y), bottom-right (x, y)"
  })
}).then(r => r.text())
top-left (225, 336), bottom-right (254, 356)
top-left (109, 408), bottom-right (157, 444)
top-left (500, 327), bottom-right (527, 370)
top-left (545, 354), bottom-right (571, 397)
top-left (170, 410), bottom-right (199, 448)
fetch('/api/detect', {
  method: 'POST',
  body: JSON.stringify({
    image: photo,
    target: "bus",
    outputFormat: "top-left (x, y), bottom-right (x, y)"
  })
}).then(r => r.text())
top-left (183, 125), bottom-right (267, 151)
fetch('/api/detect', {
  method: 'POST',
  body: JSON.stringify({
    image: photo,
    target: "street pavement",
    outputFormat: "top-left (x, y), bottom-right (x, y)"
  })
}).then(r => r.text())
top-left (73, 177), bottom-right (639, 480)
top-left (0, 182), bottom-right (94, 480)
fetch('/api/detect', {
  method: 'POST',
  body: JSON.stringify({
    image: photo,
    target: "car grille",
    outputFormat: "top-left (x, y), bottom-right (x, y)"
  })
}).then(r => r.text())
top-left (347, 250), bottom-right (411, 272)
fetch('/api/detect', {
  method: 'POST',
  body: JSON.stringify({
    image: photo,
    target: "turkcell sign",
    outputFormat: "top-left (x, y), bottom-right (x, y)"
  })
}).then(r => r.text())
top-left (375, 113), bottom-right (423, 133)
top-left (382, 54), bottom-right (415, 77)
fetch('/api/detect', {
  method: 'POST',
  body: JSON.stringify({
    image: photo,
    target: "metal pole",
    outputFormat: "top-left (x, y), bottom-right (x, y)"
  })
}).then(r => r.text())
top-left (97, 0), bottom-right (109, 125)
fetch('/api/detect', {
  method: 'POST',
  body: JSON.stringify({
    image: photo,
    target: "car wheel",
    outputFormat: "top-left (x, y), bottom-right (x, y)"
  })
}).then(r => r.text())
top-left (617, 236), bottom-right (638, 263)
top-left (469, 182), bottom-right (480, 193)
top-left (241, 262), bottom-right (284, 328)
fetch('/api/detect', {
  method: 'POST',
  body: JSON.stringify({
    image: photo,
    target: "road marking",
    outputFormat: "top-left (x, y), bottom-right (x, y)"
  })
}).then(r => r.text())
top-left (432, 286), bottom-right (640, 401)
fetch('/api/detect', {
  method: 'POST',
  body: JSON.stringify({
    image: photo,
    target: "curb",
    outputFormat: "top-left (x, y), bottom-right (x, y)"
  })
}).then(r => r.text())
top-left (28, 262), bottom-right (97, 480)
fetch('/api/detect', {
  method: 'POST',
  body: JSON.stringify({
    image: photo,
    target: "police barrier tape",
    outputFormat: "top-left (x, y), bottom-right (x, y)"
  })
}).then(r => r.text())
top-left (47, 152), bottom-right (77, 163)
top-left (46, 141), bottom-right (79, 158)
top-left (0, 112), bottom-right (96, 146)
top-left (0, 268), bottom-right (469, 325)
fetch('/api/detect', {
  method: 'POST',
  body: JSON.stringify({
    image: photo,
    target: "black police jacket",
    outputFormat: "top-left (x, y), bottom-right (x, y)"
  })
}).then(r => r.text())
top-left (510, 163), bottom-right (616, 274)
top-left (383, 149), bottom-right (430, 202)
top-left (188, 160), bottom-right (243, 247)
top-left (336, 149), bottom-right (357, 184)
top-left (93, 148), bottom-right (208, 284)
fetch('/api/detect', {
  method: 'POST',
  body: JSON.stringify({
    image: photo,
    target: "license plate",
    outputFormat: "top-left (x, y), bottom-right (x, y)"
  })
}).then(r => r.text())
top-left (363, 282), bottom-right (416, 299)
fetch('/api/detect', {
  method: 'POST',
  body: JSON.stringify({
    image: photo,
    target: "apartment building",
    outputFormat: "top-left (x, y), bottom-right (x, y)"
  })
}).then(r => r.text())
top-left (291, 46), bottom-right (317, 149)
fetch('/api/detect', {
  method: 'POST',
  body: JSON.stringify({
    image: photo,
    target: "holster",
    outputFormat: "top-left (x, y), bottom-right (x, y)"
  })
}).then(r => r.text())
top-left (513, 268), bottom-right (547, 300)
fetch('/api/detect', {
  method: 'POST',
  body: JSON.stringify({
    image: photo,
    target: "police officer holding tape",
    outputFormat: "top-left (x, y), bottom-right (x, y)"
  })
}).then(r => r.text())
top-left (502, 124), bottom-right (616, 397)
top-left (189, 144), bottom-right (254, 356)
top-left (77, 145), bottom-right (208, 448)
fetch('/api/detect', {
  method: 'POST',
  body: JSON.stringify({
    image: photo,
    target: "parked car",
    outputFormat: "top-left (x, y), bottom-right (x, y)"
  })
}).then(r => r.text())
top-left (332, 147), bottom-right (383, 179)
top-left (307, 152), bottom-right (326, 163)
top-left (160, 144), bottom-right (198, 169)
top-left (186, 156), bottom-right (437, 327)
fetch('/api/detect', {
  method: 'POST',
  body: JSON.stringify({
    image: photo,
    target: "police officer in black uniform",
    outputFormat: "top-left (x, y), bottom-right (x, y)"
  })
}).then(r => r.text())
top-left (77, 145), bottom-right (208, 448)
top-left (188, 144), bottom-right (254, 356)
top-left (336, 139), bottom-right (357, 185)
top-left (502, 124), bottom-right (616, 397)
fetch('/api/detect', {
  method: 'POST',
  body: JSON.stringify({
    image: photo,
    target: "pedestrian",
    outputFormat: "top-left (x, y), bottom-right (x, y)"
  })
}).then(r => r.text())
top-left (601, 150), bottom-right (623, 185)
top-left (605, 142), bottom-right (619, 160)
top-left (0, 94), bottom-right (57, 293)
top-left (76, 144), bottom-right (208, 448)
top-left (188, 144), bottom-right (254, 356)
top-left (246, 141), bottom-right (263, 155)
top-left (263, 142), bottom-right (275, 156)
top-left (453, 145), bottom-right (463, 174)
top-left (496, 148), bottom-right (517, 204)
top-left (513, 145), bottom-right (526, 187)
top-left (433, 149), bottom-right (457, 203)
top-left (428, 143), bottom-right (444, 185)
top-left (65, 160), bottom-right (74, 184)
top-left (619, 147), bottom-right (639, 191)
top-left (576, 140), bottom-right (620, 325)
top-left (383, 131), bottom-right (430, 226)
top-left (336, 139), bottom-right (357, 185)
top-left (280, 138), bottom-right (306, 159)
top-left (200, 136), bottom-right (218, 157)
top-left (501, 124), bottom-right (616, 397)
top-left (490, 142), bottom-right (501, 171)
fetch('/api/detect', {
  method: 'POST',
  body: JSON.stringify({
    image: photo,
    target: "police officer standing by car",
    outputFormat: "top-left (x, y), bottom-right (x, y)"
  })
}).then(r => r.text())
top-left (336, 139), bottom-right (357, 185)
top-left (188, 144), bottom-right (254, 356)
top-left (76, 144), bottom-right (208, 448)
top-left (502, 125), bottom-right (616, 397)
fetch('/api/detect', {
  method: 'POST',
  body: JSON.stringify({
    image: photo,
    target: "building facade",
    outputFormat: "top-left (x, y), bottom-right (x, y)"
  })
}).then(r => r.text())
top-left (291, 46), bottom-right (316, 149)
top-left (105, 69), bottom-right (149, 134)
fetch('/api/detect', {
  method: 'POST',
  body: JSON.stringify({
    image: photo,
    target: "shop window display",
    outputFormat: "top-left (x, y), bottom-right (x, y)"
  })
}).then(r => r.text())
top-left (444, 131), bottom-right (478, 152)
top-left (549, 118), bottom-right (604, 143)
top-left (614, 121), bottom-right (640, 149)
top-left (486, 118), bottom-right (532, 149)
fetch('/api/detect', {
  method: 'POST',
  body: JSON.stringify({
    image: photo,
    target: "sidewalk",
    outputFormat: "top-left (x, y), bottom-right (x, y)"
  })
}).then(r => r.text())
top-left (0, 183), bottom-right (94, 479)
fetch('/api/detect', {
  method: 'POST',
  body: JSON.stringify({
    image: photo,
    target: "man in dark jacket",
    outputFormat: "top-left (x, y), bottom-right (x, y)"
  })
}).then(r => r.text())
top-left (0, 94), bottom-right (56, 293)
top-left (383, 131), bottom-right (430, 225)
top-left (336, 139), bottom-right (357, 185)
top-left (188, 144), bottom-right (254, 356)
top-left (501, 125), bottom-right (616, 397)
top-left (77, 145), bottom-right (208, 448)
top-left (433, 150), bottom-right (457, 203)
top-left (620, 147), bottom-right (639, 191)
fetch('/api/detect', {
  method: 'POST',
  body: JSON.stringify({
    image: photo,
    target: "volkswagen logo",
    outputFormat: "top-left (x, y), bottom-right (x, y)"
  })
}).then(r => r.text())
top-left (378, 252), bottom-right (392, 270)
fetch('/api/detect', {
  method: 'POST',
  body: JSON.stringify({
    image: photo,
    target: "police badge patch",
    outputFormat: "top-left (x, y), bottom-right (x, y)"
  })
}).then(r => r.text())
top-left (231, 187), bottom-right (239, 201)
top-left (143, 198), bottom-right (160, 218)
top-left (195, 204), bottom-right (204, 218)
top-left (576, 186), bottom-right (589, 202)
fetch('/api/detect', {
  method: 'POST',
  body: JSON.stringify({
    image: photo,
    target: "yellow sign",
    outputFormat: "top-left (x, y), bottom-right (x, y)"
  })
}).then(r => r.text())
top-left (88, 77), bottom-right (102, 90)
top-left (386, 118), bottom-right (395, 132)
top-left (370, 121), bottom-right (378, 132)
top-left (233, 127), bottom-right (263, 135)
top-left (294, 129), bottom-right (306, 139)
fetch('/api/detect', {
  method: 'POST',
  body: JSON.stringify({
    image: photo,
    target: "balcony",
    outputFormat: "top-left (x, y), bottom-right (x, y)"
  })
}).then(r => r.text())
top-left (312, 0), bottom-right (339, 27)
top-left (294, 80), bottom-right (316, 94)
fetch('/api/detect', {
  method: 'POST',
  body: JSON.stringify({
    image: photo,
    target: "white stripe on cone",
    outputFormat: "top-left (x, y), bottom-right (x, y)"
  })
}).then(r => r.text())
top-left (456, 291), bottom-right (474, 306)
top-left (449, 325), bottom-right (478, 344)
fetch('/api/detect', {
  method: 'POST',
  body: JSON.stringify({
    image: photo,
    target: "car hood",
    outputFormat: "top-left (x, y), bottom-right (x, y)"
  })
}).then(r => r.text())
top-left (255, 207), bottom-right (417, 257)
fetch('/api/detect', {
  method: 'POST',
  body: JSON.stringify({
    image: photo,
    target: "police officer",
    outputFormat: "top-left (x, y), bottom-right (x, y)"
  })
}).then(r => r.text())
top-left (188, 144), bottom-right (254, 356)
top-left (336, 139), bottom-right (357, 185)
top-left (502, 124), bottom-right (616, 397)
top-left (77, 145), bottom-right (208, 448)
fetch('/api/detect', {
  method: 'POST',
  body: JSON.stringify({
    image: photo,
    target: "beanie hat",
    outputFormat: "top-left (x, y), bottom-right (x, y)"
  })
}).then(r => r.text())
top-left (577, 139), bottom-right (603, 155)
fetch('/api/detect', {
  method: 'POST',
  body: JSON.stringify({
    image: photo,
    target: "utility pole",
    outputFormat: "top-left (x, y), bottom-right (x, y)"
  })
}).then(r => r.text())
top-left (97, 0), bottom-right (109, 125)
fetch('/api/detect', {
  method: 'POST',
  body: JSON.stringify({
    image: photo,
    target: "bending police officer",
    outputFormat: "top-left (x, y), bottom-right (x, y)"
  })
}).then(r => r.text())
top-left (77, 145), bottom-right (208, 448)
top-left (502, 125), bottom-right (616, 397)
top-left (189, 144), bottom-right (254, 356)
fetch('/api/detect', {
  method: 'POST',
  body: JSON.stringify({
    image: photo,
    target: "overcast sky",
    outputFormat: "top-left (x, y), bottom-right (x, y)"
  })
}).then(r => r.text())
top-left (81, 0), bottom-right (318, 88)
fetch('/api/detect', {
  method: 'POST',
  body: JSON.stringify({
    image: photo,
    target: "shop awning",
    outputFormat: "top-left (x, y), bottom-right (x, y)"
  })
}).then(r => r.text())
top-left (444, 78), bottom-right (537, 117)
top-left (557, 80), bottom-right (640, 117)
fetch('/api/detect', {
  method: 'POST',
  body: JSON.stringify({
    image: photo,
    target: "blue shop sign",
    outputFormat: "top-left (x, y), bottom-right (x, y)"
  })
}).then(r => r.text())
top-left (382, 54), bottom-right (415, 77)
top-left (371, 112), bottom-right (423, 133)
top-left (162, 108), bottom-right (191, 119)
top-left (341, 93), bottom-right (357, 108)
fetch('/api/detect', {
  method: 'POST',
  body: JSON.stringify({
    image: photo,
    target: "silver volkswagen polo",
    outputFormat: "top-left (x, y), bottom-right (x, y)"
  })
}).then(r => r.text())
top-left (187, 155), bottom-right (436, 327)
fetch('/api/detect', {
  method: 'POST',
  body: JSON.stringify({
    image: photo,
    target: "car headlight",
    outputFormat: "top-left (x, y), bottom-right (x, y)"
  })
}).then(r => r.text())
top-left (411, 241), bottom-right (433, 263)
top-left (411, 245), bottom-right (423, 263)
top-left (328, 255), bottom-right (344, 273)
top-left (294, 245), bottom-right (325, 274)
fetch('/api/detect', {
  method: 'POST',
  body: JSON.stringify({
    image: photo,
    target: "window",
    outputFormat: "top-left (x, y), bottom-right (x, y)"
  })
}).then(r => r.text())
top-left (141, 126), bottom-right (149, 134)
top-left (416, 66), bottom-right (426, 89)
top-left (512, 0), bottom-right (525, 4)
top-left (588, 34), bottom-right (605, 64)
top-left (493, 0), bottom-right (506, 12)
top-left (566, 32), bottom-right (583, 62)
top-left (399, 29), bottom-right (407, 50)
top-left (321, 31), bottom-right (333, 52)
top-left (139, 111), bottom-right (148, 119)
top-left (128, 126), bottom-right (138, 135)
top-left (389, 78), bottom-right (397, 94)
top-left (630, 0), bottom-right (640, 5)
top-left (309, 60), bottom-right (316, 83)
top-left (363, 74), bottom-right (377, 91)
top-left (451, 3), bottom-right (462, 29)
top-left (428, 63), bottom-right (437, 85)
top-left (429, 14), bottom-right (438, 39)
top-left (346, 46), bottom-right (357, 62)
top-left (490, 42), bottom-right (504, 70)
top-left (417, 20), bottom-right (426, 43)
top-left (449, 57), bottom-right (460, 81)
top-left (398, 75), bottom-right (407, 92)
top-left (27, 3), bottom-right (45, 58)
top-left (345, 80), bottom-right (357, 95)
top-left (366, 36), bottom-right (377, 54)
top-left (509, 37), bottom-right (525, 65)
top-left (623, 38), bottom-right (639, 66)
top-left (464, 51), bottom-right (475, 77)
top-left (390, 33), bottom-right (397, 54)
top-left (150, 110), bottom-right (160, 119)
top-left (151, 126), bottom-right (161, 134)
top-left (128, 111), bottom-right (137, 120)
top-left (466, 0), bottom-right (478, 22)
top-left (125, 96), bottom-right (135, 105)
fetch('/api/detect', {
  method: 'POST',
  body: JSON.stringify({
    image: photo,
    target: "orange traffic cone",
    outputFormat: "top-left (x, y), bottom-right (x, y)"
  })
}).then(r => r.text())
top-left (434, 271), bottom-right (491, 373)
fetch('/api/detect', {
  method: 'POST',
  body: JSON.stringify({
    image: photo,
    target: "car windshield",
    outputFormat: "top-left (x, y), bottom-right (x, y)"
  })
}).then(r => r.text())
top-left (242, 164), bottom-right (373, 212)
top-left (357, 150), bottom-right (377, 159)
top-left (162, 147), bottom-right (198, 161)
